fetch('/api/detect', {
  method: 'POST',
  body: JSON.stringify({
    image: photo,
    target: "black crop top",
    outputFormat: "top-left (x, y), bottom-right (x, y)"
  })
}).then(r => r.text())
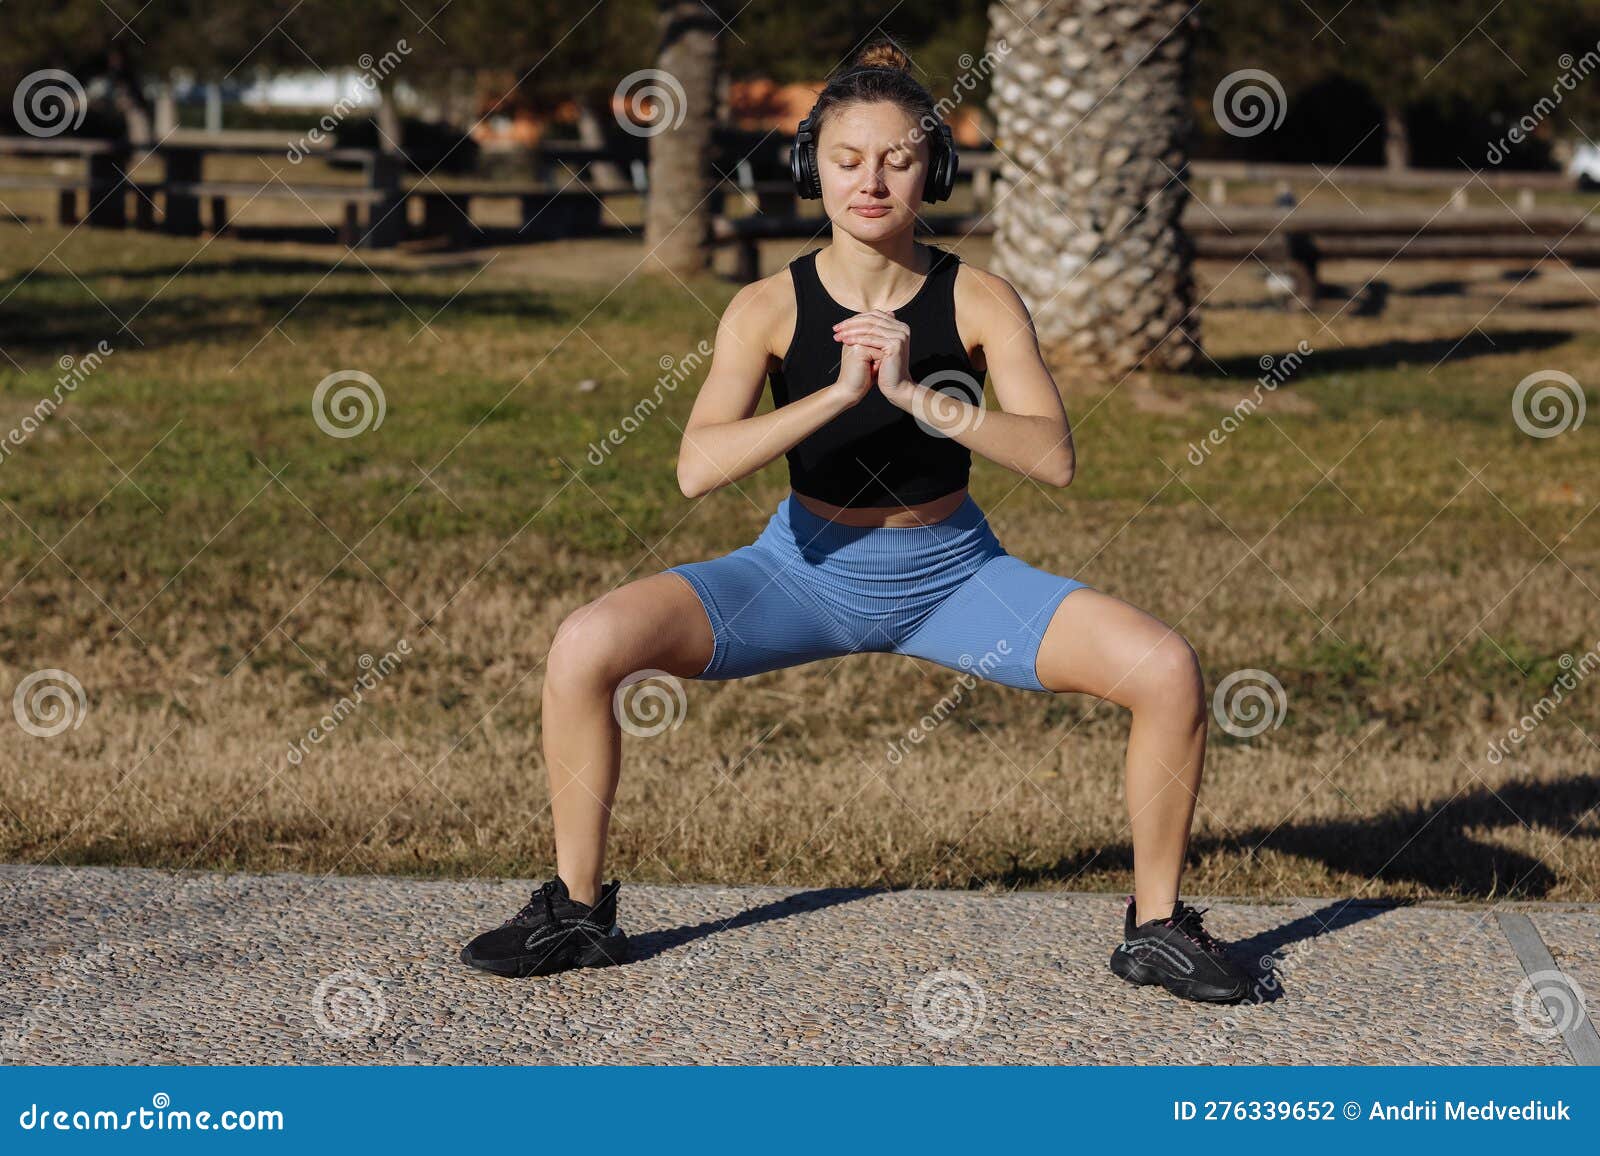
top-left (769, 243), bottom-right (986, 508)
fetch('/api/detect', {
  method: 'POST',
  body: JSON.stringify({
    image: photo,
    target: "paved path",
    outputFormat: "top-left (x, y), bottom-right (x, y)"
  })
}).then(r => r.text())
top-left (2, 865), bottom-right (1596, 1065)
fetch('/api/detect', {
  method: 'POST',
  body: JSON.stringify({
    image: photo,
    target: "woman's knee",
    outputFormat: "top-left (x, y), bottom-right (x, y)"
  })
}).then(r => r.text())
top-left (547, 597), bottom-right (642, 692)
top-left (1130, 634), bottom-right (1206, 721)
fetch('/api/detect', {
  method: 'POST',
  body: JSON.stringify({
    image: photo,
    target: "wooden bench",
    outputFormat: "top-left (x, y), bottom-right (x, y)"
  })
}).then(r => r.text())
top-left (0, 171), bottom-right (121, 227)
top-left (1189, 207), bottom-right (1600, 299)
top-left (406, 183), bottom-right (638, 245)
top-left (152, 179), bottom-right (394, 247)
top-left (710, 179), bottom-right (801, 219)
top-left (0, 138), bottom-right (132, 228)
top-left (1189, 159), bottom-right (1574, 208)
top-left (713, 206), bottom-right (1600, 302)
top-left (143, 141), bottom-right (402, 247)
top-left (0, 135), bottom-right (406, 247)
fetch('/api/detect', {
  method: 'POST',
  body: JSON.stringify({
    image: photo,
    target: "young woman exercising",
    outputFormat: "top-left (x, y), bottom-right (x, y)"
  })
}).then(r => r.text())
top-left (461, 42), bottom-right (1250, 1004)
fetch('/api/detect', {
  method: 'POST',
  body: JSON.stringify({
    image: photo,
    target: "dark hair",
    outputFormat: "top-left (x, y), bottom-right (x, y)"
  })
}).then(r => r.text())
top-left (809, 39), bottom-right (938, 148)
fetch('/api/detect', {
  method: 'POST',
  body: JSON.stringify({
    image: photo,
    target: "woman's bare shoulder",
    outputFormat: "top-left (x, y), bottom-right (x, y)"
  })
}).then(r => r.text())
top-left (950, 257), bottom-right (1035, 368)
top-left (721, 263), bottom-right (799, 363)
top-left (952, 258), bottom-right (1032, 325)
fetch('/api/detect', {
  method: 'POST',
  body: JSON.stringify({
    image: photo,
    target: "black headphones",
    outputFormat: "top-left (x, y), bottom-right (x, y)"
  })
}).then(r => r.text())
top-left (790, 71), bottom-right (959, 204)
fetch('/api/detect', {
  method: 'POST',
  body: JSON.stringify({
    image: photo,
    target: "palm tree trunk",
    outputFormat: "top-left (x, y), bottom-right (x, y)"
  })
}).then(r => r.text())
top-left (1383, 101), bottom-right (1410, 172)
top-left (986, 0), bottom-right (1201, 378)
top-left (643, 1), bottom-right (721, 277)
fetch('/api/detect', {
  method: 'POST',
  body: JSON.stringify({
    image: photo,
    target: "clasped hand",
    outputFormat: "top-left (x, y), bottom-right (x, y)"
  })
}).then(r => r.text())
top-left (832, 309), bottom-right (916, 408)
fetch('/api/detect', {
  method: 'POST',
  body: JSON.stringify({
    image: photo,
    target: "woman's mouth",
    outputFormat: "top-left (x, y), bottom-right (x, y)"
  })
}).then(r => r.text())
top-left (851, 206), bottom-right (891, 218)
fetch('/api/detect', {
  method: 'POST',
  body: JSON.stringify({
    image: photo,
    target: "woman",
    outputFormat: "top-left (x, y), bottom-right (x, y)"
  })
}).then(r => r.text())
top-left (461, 42), bottom-right (1250, 1004)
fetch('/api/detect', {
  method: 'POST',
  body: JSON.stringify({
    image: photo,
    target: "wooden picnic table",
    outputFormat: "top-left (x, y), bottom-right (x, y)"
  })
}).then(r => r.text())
top-left (0, 133), bottom-right (403, 246)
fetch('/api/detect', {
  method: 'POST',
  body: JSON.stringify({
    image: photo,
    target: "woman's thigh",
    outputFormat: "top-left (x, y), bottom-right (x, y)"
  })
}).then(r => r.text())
top-left (549, 570), bottom-right (718, 685)
top-left (1032, 587), bottom-right (1202, 709)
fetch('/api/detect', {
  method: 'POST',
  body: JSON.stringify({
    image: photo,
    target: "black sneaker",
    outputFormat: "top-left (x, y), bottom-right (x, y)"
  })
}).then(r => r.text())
top-left (460, 876), bottom-right (629, 978)
top-left (1109, 895), bottom-right (1250, 1003)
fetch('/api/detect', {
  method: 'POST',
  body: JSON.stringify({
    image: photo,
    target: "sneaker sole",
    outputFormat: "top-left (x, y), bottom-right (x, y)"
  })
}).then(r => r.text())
top-left (1109, 946), bottom-right (1248, 1004)
top-left (462, 928), bottom-right (629, 979)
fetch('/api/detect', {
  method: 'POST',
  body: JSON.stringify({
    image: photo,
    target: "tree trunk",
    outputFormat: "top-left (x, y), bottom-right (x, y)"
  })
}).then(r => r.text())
top-left (377, 78), bottom-right (405, 160)
top-left (643, 0), bottom-right (720, 278)
top-left (106, 47), bottom-right (153, 145)
top-left (986, 0), bottom-right (1201, 379)
top-left (576, 103), bottom-right (626, 191)
top-left (1383, 101), bottom-right (1409, 172)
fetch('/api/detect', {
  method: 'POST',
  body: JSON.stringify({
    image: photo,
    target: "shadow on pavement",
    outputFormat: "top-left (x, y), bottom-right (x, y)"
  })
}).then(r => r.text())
top-left (1226, 899), bottom-right (1400, 1004)
top-left (625, 886), bottom-right (879, 963)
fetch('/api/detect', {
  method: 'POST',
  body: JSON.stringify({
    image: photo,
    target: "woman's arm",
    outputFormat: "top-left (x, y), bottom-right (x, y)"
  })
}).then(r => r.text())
top-left (676, 275), bottom-right (872, 498)
top-left (834, 266), bottom-right (1076, 487)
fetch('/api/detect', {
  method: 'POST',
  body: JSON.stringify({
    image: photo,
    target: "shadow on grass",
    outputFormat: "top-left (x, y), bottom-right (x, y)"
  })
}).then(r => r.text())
top-left (0, 284), bottom-right (563, 356)
top-left (984, 770), bottom-right (1600, 1001)
top-left (999, 771), bottom-right (1599, 902)
top-left (1206, 327), bottom-right (1571, 380)
top-left (224, 222), bottom-right (640, 250)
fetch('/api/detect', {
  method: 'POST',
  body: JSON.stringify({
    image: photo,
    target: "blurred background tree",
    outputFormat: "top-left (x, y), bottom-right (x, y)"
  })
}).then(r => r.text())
top-left (1195, 0), bottom-right (1600, 170)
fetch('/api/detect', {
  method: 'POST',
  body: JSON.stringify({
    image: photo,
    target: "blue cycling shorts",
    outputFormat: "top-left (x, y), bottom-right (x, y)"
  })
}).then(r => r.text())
top-left (664, 492), bottom-right (1091, 693)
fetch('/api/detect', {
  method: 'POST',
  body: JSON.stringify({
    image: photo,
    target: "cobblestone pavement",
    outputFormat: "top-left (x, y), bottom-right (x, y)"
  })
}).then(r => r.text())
top-left (1, 865), bottom-right (1594, 1065)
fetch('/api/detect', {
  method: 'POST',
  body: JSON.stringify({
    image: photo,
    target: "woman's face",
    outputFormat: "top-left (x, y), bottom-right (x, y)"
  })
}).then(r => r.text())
top-left (815, 101), bottom-right (928, 239)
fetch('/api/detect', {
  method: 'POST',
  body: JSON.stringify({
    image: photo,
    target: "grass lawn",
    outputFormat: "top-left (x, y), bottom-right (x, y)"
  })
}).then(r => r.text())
top-left (0, 206), bottom-right (1596, 904)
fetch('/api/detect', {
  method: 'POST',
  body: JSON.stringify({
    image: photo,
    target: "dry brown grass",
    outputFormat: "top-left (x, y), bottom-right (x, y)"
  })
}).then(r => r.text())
top-left (0, 210), bottom-right (1596, 904)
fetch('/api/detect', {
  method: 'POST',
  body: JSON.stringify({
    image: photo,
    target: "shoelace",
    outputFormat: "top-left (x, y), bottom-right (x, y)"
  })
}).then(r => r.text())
top-left (504, 879), bottom-right (561, 927)
top-left (1164, 902), bottom-right (1227, 955)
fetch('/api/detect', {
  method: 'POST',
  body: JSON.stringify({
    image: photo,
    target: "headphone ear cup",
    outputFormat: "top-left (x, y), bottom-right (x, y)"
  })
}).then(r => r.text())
top-left (926, 124), bottom-right (956, 203)
top-left (941, 126), bottom-right (958, 202)
top-left (791, 114), bottom-right (822, 200)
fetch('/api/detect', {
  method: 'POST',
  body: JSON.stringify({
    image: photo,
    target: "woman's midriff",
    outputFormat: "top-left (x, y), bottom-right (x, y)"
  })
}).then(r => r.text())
top-left (791, 487), bottom-right (969, 528)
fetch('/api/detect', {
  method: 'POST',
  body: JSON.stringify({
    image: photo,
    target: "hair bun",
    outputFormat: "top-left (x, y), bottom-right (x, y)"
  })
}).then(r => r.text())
top-left (852, 39), bottom-right (910, 74)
